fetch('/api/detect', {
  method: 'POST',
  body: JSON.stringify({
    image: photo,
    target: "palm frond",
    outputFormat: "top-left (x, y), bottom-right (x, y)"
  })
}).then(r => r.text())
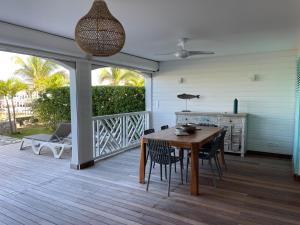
top-left (99, 68), bottom-right (113, 84)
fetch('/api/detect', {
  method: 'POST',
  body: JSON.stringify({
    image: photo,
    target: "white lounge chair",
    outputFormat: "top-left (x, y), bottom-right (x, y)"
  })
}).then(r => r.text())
top-left (20, 123), bottom-right (72, 159)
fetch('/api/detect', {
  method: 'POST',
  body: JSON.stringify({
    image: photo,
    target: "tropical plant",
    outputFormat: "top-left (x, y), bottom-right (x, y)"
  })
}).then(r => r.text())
top-left (7, 78), bottom-right (28, 131)
top-left (0, 78), bottom-right (28, 133)
top-left (0, 80), bottom-right (13, 133)
top-left (33, 86), bottom-right (145, 129)
top-left (14, 56), bottom-right (68, 92)
top-left (99, 67), bottom-right (144, 86)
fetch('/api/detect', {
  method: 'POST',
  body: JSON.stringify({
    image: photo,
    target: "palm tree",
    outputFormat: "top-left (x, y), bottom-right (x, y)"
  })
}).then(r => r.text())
top-left (0, 80), bottom-right (13, 133)
top-left (0, 78), bottom-right (28, 133)
top-left (14, 56), bottom-right (68, 92)
top-left (7, 78), bottom-right (28, 131)
top-left (99, 68), bottom-right (144, 86)
top-left (127, 76), bottom-right (145, 87)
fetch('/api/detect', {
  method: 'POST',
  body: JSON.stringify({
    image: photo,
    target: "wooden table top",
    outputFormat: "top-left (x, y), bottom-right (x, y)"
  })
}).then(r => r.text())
top-left (142, 126), bottom-right (222, 145)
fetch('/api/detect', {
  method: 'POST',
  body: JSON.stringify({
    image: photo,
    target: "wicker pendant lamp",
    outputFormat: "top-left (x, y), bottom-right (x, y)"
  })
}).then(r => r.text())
top-left (75, 0), bottom-right (126, 57)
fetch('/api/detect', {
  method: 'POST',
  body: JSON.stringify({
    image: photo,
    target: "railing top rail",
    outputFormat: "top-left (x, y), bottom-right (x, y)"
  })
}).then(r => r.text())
top-left (92, 111), bottom-right (150, 121)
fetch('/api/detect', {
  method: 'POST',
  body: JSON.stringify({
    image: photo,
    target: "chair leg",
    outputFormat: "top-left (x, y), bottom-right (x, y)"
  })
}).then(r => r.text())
top-left (168, 163), bottom-right (172, 197)
top-left (165, 164), bottom-right (168, 180)
top-left (202, 159), bottom-right (204, 166)
top-left (180, 158), bottom-right (183, 185)
top-left (178, 148), bottom-right (184, 185)
top-left (20, 140), bottom-right (24, 150)
top-left (214, 156), bottom-right (222, 179)
top-left (219, 150), bottom-right (227, 170)
top-left (160, 164), bottom-right (163, 181)
top-left (146, 160), bottom-right (153, 192)
top-left (216, 155), bottom-right (223, 176)
top-left (208, 159), bottom-right (216, 187)
top-left (174, 151), bottom-right (177, 173)
top-left (186, 155), bottom-right (189, 183)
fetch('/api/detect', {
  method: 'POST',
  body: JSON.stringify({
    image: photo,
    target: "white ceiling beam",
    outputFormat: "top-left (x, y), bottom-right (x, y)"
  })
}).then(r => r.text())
top-left (0, 21), bottom-right (159, 72)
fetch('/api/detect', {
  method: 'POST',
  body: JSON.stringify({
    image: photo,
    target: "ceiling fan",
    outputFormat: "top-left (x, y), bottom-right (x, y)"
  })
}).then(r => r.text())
top-left (157, 38), bottom-right (215, 59)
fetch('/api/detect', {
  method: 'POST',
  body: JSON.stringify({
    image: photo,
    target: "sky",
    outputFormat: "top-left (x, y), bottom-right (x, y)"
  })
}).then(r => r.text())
top-left (0, 51), bottom-right (101, 86)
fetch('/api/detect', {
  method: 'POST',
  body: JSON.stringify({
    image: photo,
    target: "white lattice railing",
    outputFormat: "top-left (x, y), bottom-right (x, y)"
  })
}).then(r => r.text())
top-left (92, 111), bottom-right (150, 160)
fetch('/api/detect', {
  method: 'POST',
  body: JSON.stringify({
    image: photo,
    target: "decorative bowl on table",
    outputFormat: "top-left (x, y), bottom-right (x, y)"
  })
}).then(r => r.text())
top-left (175, 124), bottom-right (196, 136)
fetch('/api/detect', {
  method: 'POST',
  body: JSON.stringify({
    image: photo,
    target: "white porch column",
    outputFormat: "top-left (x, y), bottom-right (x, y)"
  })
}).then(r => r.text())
top-left (70, 60), bottom-right (94, 169)
top-left (145, 73), bottom-right (153, 128)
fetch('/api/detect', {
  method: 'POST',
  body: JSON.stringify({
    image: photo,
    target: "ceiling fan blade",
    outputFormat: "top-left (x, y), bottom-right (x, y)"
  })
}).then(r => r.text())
top-left (188, 51), bottom-right (215, 55)
top-left (155, 52), bottom-right (177, 56)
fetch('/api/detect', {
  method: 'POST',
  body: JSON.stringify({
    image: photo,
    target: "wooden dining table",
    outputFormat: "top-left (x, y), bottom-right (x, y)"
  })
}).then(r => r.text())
top-left (139, 126), bottom-right (224, 196)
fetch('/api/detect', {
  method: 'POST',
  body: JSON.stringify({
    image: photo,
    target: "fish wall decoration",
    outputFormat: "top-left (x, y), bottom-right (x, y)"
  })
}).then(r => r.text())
top-left (177, 93), bottom-right (200, 112)
top-left (177, 94), bottom-right (200, 100)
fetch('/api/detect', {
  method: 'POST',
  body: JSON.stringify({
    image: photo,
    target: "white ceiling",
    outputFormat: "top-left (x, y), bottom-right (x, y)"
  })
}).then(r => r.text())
top-left (0, 0), bottom-right (299, 61)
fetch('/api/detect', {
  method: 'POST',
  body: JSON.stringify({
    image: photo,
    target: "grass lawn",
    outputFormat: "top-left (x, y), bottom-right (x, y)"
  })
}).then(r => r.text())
top-left (8, 126), bottom-right (52, 139)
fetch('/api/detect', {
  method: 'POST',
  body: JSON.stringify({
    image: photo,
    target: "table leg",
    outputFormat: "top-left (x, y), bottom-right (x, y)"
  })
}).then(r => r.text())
top-left (190, 144), bottom-right (199, 196)
top-left (139, 140), bottom-right (146, 184)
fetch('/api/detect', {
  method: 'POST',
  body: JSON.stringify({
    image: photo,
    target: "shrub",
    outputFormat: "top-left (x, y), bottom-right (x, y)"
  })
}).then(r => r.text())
top-left (33, 86), bottom-right (145, 129)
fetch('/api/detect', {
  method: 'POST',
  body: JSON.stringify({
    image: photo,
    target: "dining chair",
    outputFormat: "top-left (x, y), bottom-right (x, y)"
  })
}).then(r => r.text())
top-left (144, 128), bottom-right (166, 181)
top-left (161, 125), bottom-right (169, 130)
top-left (186, 132), bottom-right (225, 187)
top-left (161, 125), bottom-right (177, 174)
top-left (215, 130), bottom-right (227, 170)
top-left (198, 129), bottom-right (227, 170)
top-left (146, 139), bottom-right (183, 196)
top-left (144, 128), bottom-right (155, 167)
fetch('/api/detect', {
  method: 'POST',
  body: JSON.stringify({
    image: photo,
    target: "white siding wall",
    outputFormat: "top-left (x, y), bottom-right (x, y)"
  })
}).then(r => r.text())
top-left (152, 50), bottom-right (297, 155)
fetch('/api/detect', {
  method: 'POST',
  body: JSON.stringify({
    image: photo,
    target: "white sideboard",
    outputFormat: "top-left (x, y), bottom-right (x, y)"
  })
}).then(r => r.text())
top-left (176, 112), bottom-right (248, 157)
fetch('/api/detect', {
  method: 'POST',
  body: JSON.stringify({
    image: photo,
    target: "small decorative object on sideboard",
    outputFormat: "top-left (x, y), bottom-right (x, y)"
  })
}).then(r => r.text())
top-left (177, 93), bottom-right (200, 112)
top-left (233, 98), bottom-right (238, 114)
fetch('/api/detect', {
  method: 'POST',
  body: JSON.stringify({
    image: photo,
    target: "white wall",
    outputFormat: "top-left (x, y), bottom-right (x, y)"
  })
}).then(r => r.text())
top-left (152, 50), bottom-right (297, 155)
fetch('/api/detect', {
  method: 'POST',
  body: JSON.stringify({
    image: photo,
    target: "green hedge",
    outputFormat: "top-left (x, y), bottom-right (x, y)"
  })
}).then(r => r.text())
top-left (33, 86), bottom-right (145, 129)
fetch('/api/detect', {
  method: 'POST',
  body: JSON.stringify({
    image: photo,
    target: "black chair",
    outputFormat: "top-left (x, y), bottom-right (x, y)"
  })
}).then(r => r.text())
top-left (144, 128), bottom-right (166, 181)
top-left (144, 128), bottom-right (155, 135)
top-left (144, 128), bottom-right (155, 167)
top-left (161, 125), bottom-right (169, 130)
top-left (186, 132), bottom-right (225, 186)
top-left (161, 125), bottom-right (177, 173)
top-left (216, 130), bottom-right (227, 170)
top-left (198, 130), bottom-right (227, 170)
top-left (146, 139), bottom-right (183, 196)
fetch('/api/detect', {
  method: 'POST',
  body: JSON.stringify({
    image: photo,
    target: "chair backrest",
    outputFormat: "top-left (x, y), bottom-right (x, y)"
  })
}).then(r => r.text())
top-left (147, 139), bottom-right (172, 164)
top-left (50, 123), bottom-right (71, 141)
top-left (219, 129), bottom-right (227, 141)
top-left (144, 128), bottom-right (155, 135)
top-left (209, 134), bottom-right (224, 156)
top-left (199, 123), bottom-right (216, 127)
top-left (161, 125), bottom-right (169, 130)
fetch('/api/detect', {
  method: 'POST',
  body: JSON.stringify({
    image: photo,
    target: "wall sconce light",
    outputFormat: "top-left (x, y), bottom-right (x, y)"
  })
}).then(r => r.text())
top-left (178, 77), bottom-right (184, 84)
top-left (250, 74), bottom-right (259, 81)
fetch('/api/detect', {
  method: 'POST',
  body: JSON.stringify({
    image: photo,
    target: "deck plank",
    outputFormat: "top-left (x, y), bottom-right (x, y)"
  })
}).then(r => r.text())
top-left (0, 143), bottom-right (300, 225)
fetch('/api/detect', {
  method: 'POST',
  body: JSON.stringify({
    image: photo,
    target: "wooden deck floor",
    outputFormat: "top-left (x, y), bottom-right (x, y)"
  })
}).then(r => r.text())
top-left (0, 144), bottom-right (300, 225)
